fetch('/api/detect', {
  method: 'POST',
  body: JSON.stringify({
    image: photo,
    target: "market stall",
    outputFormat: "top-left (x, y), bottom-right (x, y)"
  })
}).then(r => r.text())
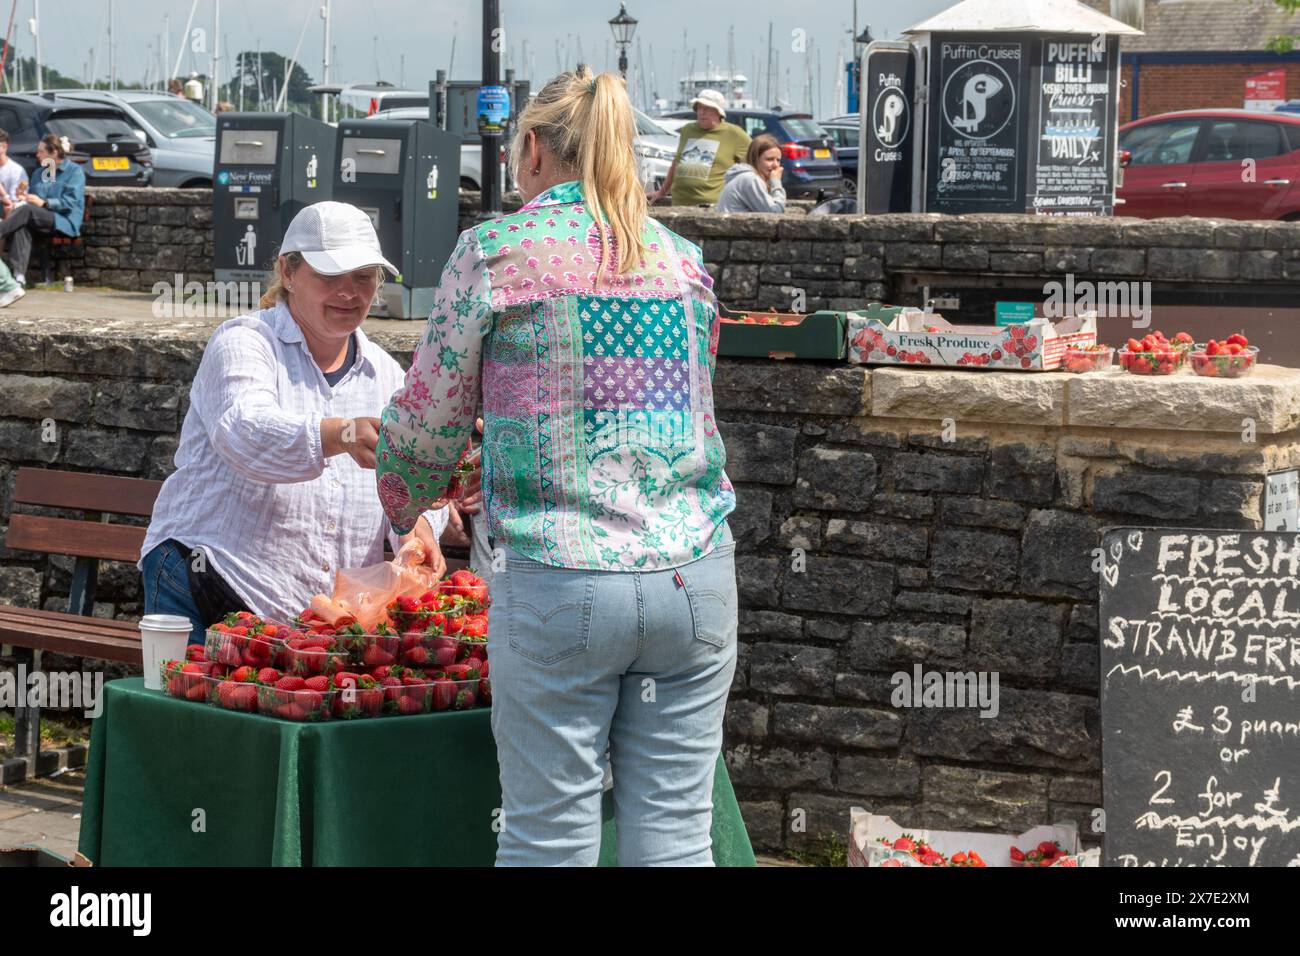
top-left (76, 679), bottom-right (753, 866)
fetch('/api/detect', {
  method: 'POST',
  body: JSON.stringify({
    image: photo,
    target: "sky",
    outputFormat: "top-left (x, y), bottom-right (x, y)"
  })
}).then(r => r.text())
top-left (11, 0), bottom-right (955, 116)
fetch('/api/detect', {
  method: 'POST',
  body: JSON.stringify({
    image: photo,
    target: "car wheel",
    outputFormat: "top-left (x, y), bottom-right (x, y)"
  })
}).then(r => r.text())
top-left (460, 177), bottom-right (479, 191)
top-left (842, 177), bottom-right (857, 196)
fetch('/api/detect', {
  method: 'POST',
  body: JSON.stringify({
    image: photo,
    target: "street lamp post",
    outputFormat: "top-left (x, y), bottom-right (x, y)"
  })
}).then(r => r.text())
top-left (608, 2), bottom-right (637, 81)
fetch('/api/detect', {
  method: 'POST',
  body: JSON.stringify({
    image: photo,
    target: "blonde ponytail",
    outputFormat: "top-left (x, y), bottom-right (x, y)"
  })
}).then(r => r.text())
top-left (510, 67), bottom-right (648, 283)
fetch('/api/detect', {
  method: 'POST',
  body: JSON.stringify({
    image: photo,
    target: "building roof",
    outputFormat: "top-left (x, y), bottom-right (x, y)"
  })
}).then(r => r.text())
top-left (906, 0), bottom-right (1143, 36)
top-left (1082, 0), bottom-right (1300, 52)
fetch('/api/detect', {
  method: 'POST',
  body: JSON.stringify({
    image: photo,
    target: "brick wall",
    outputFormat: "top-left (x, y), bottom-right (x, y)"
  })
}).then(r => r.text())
top-left (1121, 61), bottom-right (1300, 120)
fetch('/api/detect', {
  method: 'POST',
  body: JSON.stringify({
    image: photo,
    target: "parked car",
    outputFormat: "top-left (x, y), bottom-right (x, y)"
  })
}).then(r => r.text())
top-left (660, 108), bottom-right (843, 199)
top-left (365, 106), bottom-right (503, 192)
top-left (633, 108), bottom-right (677, 191)
top-left (42, 89), bottom-right (214, 187)
top-left (820, 113), bottom-right (860, 195)
top-left (1117, 108), bottom-right (1300, 220)
top-left (652, 115), bottom-right (691, 135)
top-left (0, 93), bottom-right (153, 186)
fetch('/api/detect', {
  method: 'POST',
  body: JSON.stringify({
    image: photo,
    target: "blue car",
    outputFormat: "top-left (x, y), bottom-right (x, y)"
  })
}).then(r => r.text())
top-left (820, 114), bottom-right (860, 197)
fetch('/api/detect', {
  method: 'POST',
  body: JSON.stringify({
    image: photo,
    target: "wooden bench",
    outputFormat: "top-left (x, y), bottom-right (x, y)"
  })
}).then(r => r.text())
top-left (37, 194), bottom-right (93, 285)
top-left (1, 467), bottom-right (160, 760)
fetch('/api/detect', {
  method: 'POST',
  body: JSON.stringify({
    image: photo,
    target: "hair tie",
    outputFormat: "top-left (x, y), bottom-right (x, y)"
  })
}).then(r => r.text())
top-left (587, 78), bottom-right (598, 96)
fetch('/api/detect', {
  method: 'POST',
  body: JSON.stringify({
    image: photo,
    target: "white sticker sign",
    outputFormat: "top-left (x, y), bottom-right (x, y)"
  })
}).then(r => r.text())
top-left (1265, 469), bottom-right (1299, 531)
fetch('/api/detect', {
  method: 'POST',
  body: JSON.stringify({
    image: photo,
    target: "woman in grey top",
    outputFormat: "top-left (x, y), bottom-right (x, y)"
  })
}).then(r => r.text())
top-left (714, 134), bottom-right (786, 213)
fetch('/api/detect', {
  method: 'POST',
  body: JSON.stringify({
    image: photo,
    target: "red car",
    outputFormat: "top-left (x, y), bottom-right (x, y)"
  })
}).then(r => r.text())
top-left (1116, 109), bottom-right (1300, 220)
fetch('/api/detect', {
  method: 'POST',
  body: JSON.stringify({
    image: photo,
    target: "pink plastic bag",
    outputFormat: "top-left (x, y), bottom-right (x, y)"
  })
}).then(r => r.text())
top-left (330, 540), bottom-right (436, 632)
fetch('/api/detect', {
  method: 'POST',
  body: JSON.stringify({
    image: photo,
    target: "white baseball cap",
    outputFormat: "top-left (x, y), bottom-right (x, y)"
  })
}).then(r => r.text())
top-left (689, 89), bottom-right (728, 118)
top-left (280, 201), bottom-right (398, 276)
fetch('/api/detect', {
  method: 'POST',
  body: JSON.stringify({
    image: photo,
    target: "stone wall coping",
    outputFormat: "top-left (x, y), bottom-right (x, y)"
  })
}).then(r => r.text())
top-left (4, 313), bottom-right (1296, 436)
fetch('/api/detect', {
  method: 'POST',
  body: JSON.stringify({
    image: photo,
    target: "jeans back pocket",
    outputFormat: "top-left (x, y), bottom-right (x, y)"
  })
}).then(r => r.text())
top-left (502, 560), bottom-right (597, 665)
top-left (675, 543), bottom-right (738, 648)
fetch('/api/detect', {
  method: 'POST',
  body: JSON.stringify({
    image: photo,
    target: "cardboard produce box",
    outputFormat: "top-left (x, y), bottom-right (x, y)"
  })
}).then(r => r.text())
top-left (717, 306), bottom-right (847, 360)
top-left (846, 809), bottom-right (1099, 867)
top-left (846, 304), bottom-right (1096, 371)
top-left (0, 845), bottom-right (93, 867)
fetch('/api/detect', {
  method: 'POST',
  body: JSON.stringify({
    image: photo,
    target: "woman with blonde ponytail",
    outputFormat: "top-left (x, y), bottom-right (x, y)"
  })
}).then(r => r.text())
top-left (376, 68), bottom-right (738, 866)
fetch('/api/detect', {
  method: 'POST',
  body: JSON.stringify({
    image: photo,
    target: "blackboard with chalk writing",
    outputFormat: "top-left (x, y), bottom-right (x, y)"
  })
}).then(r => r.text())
top-left (1100, 527), bottom-right (1300, 867)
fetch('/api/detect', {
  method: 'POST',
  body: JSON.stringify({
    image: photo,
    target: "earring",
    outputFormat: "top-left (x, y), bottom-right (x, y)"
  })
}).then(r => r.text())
top-left (286, 285), bottom-right (293, 292)
top-left (532, 166), bottom-right (541, 175)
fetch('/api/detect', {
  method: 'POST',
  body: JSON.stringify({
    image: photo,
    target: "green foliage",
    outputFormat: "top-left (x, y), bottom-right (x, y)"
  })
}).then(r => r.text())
top-left (1269, 0), bottom-right (1300, 51)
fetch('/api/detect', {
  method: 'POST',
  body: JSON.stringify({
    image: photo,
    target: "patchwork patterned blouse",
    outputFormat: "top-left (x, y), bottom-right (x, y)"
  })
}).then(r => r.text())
top-left (375, 180), bottom-right (735, 571)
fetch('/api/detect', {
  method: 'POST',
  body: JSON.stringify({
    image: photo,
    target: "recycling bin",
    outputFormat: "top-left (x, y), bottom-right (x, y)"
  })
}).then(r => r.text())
top-left (213, 112), bottom-right (336, 288)
top-left (332, 118), bottom-right (462, 319)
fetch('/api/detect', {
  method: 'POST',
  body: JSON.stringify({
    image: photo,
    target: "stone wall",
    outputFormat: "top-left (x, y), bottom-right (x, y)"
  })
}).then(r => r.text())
top-left (54, 190), bottom-right (1300, 313)
top-left (3, 310), bottom-right (1299, 855)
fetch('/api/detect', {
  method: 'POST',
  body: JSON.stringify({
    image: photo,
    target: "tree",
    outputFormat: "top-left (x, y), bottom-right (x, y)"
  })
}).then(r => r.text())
top-left (1269, 0), bottom-right (1300, 51)
top-left (228, 50), bottom-right (316, 112)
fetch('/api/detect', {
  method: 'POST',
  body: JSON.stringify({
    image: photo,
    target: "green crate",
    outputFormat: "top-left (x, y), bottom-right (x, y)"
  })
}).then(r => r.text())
top-left (717, 308), bottom-right (847, 360)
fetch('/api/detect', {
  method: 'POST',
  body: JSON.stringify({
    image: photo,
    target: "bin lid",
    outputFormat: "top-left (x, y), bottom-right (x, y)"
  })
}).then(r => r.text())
top-left (905, 0), bottom-right (1143, 36)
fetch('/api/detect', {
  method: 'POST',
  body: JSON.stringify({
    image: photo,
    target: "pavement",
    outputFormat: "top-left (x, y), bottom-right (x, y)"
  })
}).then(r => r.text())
top-left (1, 285), bottom-right (431, 341)
top-left (0, 770), bottom-right (84, 861)
top-left (0, 770), bottom-right (797, 866)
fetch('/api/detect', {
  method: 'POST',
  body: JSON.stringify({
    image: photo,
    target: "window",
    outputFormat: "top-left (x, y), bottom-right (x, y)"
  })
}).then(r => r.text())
top-left (132, 98), bottom-right (216, 139)
top-left (632, 109), bottom-right (670, 138)
top-left (47, 112), bottom-right (143, 143)
top-left (0, 107), bottom-right (21, 136)
top-left (781, 118), bottom-right (828, 140)
top-left (1120, 120), bottom-right (1201, 166)
top-left (829, 125), bottom-right (859, 148)
top-left (742, 116), bottom-right (768, 138)
top-left (1200, 120), bottom-right (1285, 162)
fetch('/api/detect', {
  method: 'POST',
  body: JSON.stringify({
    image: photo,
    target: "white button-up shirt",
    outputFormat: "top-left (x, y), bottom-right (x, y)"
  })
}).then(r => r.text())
top-left (140, 301), bottom-right (446, 623)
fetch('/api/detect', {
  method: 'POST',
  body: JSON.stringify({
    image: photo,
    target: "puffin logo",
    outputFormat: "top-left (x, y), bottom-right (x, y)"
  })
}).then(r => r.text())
top-left (942, 59), bottom-right (1014, 140)
top-left (874, 89), bottom-right (909, 148)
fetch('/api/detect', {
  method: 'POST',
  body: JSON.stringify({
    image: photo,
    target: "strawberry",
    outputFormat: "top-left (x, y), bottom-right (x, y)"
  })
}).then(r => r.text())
top-left (230, 665), bottom-right (257, 682)
top-left (431, 677), bottom-right (456, 711)
top-left (1205, 339), bottom-right (1220, 356)
top-left (1226, 332), bottom-right (1249, 347)
top-left (1010, 846), bottom-right (1025, 862)
top-left (214, 643), bottom-right (242, 667)
top-left (257, 667), bottom-right (281, 684)
top-left (303, 675), bottom-right (330, 692)
top-left (181, 661), bottom-right (203, 675)
top-left (1174, 331), bottom-right (1194, 345)
top-left (402, 645), bottom-right (430, 666)
top-left (276, 675), bottom-right (306, 690)
top-left (370, 665), bottom-right (392, 681)
top-left (362, 642), bottom-right (396, 669)
top-left (444, 662), bottom-right (480, 682)
top-left (479, 678), bottom-right (492, 705)
top-left (396, 695), bottom-right (426, 715)
top-left (185, 644), bottom-right (206, 662)
top-left (891, 836), bottom-right (916, 853)
top-left (186, 681), bottom-right (209, 702)
top-left (381, 675), bottom-right (403, 703)
top-left (332, 671), bottom-right (361, 690)
top-left (233, 683), bottom-right (257, 711)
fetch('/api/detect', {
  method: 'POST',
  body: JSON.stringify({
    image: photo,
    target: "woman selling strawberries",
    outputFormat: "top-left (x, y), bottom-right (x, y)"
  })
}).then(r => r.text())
top-left (376, 68), bottom-right (737, 866)
top-left (139, 201), bottom-right (480, 645)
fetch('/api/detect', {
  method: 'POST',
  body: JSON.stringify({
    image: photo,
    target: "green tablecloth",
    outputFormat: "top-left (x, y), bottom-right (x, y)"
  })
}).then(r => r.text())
top-left (77, 678), bottom-right (754, 867)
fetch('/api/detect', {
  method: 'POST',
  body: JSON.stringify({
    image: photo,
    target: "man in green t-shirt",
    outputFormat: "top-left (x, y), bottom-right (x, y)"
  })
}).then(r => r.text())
top-left (650, 89), bottom-right (751, 207)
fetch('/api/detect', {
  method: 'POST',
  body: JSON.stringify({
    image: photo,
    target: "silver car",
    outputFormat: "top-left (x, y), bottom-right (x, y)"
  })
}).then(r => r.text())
top-left (633, 109), bottom-right (677, 191)
top-left (47, 89), bottom-right (215, 187)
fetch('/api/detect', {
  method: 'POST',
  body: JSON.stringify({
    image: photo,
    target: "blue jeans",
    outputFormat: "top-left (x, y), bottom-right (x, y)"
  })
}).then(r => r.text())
top-left (487, 525), bottom-right (738, 866)
top-left (140, 541), bottom-right (207, 646)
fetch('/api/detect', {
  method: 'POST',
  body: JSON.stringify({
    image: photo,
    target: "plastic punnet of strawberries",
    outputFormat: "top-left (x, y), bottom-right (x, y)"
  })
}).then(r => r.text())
top-left (1119, 330), bottom-right (1193, 376)
top-left (876, 835), bottom-right (986, 867)
top-left (1192, 333), bottom-right (1257, 379)
top-left (1010, 840), bottom-right (1078, 867)
top-left (204, 611), bottom-right (286, 669)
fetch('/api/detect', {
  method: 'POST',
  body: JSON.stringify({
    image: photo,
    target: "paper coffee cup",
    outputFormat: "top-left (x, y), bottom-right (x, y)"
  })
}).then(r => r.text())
top-left (138, 614), bottom-right (193, 690)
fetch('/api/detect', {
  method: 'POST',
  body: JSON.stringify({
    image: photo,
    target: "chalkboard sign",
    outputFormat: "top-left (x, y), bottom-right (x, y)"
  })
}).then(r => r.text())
top-left (1100, 527), bottom-right (1300, 867)
top-left (863, 42), bottom-right (917, 214)
top-left (927, 36), bottom-right (1026, 213)
top-left (1027, 36), bottom-right (1118, 216)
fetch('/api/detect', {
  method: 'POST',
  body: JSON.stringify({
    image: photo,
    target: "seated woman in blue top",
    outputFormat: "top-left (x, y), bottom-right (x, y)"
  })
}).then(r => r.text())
top-left (0, 133), bottom-right (86, 287)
